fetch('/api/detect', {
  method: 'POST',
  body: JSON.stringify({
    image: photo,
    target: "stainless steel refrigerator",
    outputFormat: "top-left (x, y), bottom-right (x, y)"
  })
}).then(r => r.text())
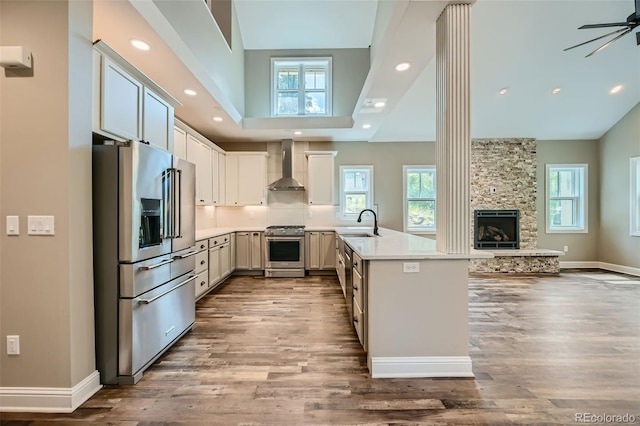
top-left (92, 138), bottom-right (197, 385)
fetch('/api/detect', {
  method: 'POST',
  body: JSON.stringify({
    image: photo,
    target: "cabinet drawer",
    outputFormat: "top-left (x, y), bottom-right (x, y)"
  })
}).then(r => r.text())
top-left (353, 297), bottom-right (365, 348)
top-left (195, 270), bottom-right (209, 298)
top-left (195, 250), bottom-right (208, 273)
top-left (352, 267), bottom-right (364, 309)
top-left (353, 252), bottom-right (364, 276)
top-left (209, 233), bottom-right (230, 248)
top-left (196, 240), bottom-right (209, 251)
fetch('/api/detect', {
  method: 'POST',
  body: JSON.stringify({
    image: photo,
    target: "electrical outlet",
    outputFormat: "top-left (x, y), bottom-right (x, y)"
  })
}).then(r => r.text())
top-left (563, 245), bottom-right (569, 253)
top-left (403, 262), bottom-right (420, 273)
top-left (7, 335), bottom-right (20, 355)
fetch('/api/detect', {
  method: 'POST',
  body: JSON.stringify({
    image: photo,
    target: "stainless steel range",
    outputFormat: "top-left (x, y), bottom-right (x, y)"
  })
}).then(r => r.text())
top-left (264, 225), bottom-right (305, 278)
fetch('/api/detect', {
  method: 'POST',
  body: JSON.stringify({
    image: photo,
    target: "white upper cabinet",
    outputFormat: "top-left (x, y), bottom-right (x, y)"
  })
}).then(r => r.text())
top-left (306, 152), bottom-right (337, 205)
top-left (225, 153), bottom-right (268, 206)
top-left (99, 55), bottom-right (142, 142)
top-left (217, 152), bottom-right (226, 206)
top-left (186, 134), bottom-right (213, 205)
top-left (142, 88), bottom-right (173, 151)
top-left (93, 41), bottom-right (177, 151)
top-left (173, 126), bottom-right (187, 160)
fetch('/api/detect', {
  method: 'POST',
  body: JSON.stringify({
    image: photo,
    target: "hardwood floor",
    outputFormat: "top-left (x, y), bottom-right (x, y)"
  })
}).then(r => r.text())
top-left (2, 271), bottom-right (639, 425)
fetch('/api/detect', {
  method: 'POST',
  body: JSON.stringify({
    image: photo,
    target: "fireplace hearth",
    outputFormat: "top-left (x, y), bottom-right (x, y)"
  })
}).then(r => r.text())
top-left (474, 209), bottom-right (520, 249)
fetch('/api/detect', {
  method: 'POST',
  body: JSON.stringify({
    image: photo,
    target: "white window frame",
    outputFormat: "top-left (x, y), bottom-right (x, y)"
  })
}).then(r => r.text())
top-left (340, 165), bottom-right (373, 218)
top-left (271, 57), bottom-right (332, 117)
top-left (545, 164), bottom-right (588, 233)
top-left (631, 156), bottom-right (640, 236)
top-left (403, 165), bottom-right (436, 234)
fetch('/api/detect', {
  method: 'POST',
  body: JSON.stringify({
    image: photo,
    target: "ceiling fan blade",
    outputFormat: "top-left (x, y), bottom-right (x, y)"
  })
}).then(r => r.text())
top-left (636, 0), bottom-right (640, 19)
top-left (579, 22), bottom-right (630, 29)
top-left (637, 31), bottom-right (640, 45)
top-left (564, 27), bottom-right (629, 51)
top-left (585, 28), bottom-right (632, 57)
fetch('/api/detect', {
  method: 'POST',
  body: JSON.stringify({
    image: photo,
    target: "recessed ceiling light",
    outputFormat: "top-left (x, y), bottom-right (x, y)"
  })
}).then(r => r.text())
top-left (294, 131), bottom-right (302, 135)
top-left (130, 39), bottom-right (150, 51)
top-left (552, 87), bottom-right (561, 94)
top-left (395, 62), bottom-right (411, 72)
top-left (498, 88), bottom-right (508, 95)
top-left (610, 84), bottom-right (623, 94)
top-left (213, 116), bottom-right (223, 122)
top-left (184, 89), bottom-right (197, 96)
top-left (362, 124), bottom-right (371, 129)
top-left (374, 101), bottom-right (386, 108)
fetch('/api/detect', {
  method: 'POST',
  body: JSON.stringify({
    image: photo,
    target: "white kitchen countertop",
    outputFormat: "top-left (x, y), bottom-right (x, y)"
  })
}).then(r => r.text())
top-left (338, 227), bottom-right (494, 260)
top-left (195, 225), bottom-right (493, 261)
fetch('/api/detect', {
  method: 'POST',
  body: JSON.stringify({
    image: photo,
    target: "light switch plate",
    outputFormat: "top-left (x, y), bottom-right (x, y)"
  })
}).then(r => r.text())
top-left (6, 216), bottom-right (19, 235)
top-left (27, 215), bottom-right (55, 236)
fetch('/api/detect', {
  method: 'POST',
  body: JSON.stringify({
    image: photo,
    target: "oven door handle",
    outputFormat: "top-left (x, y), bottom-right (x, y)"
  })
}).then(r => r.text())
top-left (265, 236), bottom-right (304, 240)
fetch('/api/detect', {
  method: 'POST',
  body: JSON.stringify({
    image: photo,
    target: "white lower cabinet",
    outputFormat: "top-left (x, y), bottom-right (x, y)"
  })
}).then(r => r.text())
top-left (352, 252), bottom-right (367, 350)
top-left (235, 232), bottom-right (263, 271)
top-left (209, 234), bottom-right (232, 289)
top-left (196, 234), bottom-right (233, 301)
top-left (195, 239), bottom-right (210, 300)
top-left (305, 231), bottom-right (336, 270)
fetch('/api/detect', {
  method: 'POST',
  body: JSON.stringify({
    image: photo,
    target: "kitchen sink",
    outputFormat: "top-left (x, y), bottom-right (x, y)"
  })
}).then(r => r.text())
top-left (343, 233), bottom-right (374, 238)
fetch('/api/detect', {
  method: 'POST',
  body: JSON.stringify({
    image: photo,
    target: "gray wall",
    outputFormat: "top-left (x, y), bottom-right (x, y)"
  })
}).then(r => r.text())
top-left (310, 141), bottom-right (436, 232)
top-left (0, 0), bottom-right (95, 388)
top-left (536, 139), bottom-right (600, 262)
top-left (598, 102), bottom-right (640, 269)
top-left (244, 48), bottom-right (370, 118)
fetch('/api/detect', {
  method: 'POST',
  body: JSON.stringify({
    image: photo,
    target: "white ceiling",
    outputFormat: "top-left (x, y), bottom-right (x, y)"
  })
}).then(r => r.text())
top-left (94, 0), bottom-right (640, 143)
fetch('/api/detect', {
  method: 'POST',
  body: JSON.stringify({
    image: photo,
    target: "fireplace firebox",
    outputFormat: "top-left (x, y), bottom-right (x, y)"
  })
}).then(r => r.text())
top-left (474, 209), bottom-right (520, 249)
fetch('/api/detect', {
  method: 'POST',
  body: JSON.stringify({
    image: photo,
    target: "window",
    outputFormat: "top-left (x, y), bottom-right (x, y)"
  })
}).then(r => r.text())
top-left (404, 166), bottom-right (436, 233)
top-left (631, 156), bottom-right (640, 236)
top-left (546, 164), bottom-right (588, 233)
top-left (271, 57), bottom-right (332, 117)
top-left (340, 166), bottom-right (373, 217)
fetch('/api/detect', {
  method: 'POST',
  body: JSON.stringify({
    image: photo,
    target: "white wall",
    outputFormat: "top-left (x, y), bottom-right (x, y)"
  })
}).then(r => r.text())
top-left (598, 102), bottom-right (640, 269)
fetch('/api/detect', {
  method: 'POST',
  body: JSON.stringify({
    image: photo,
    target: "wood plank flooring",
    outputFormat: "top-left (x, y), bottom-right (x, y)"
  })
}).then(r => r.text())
top-left (2, 271), bottom-right (639, 425)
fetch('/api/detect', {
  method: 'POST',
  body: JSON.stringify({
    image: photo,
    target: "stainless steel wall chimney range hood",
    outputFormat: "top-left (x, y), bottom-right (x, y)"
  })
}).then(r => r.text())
top-left (267, 139), bottom-right (305, 191)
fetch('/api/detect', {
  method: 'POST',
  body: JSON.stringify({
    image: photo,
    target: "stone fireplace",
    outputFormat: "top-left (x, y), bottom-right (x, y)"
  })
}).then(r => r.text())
top-left (474, 209), bottom-right (520, 249)
top-left (469, 138), bottom-right (561, 273)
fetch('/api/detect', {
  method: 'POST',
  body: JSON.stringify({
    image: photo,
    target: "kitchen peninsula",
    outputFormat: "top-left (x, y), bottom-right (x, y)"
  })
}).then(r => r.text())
top-left (197, 225), bottom-right (492, 379)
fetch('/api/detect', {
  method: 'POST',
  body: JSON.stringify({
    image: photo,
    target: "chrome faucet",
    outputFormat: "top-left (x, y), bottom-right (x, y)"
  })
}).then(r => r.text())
top-left (357, 209), bottom-right (379, 236)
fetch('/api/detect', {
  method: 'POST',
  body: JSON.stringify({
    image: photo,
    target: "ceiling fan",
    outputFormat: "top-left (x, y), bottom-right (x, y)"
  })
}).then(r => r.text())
top-left (564, 0), bottom-right (640, 57)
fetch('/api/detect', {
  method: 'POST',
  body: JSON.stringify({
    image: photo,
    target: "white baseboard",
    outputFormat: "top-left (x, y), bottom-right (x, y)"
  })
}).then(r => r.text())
top-left (560, 261), bottom-right (600, 269)
top-left (599, 262), bottom-right (640, 277)
top-left (0, 370), bottom-right (101, 413)
top-left (370, 356), bottom-right (474, 379)
top-left (559, 261), bottom-right (640, 277)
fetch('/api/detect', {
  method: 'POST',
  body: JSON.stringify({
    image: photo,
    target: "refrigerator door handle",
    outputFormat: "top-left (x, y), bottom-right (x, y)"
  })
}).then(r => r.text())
top-left (175, 168), bottom-right (182, 238)
top-left (162, 169), bottom-right (172, 239)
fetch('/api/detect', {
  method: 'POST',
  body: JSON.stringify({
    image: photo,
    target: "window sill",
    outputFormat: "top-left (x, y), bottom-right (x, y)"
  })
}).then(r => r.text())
top-left (546, 228), bottom-right (588, 234)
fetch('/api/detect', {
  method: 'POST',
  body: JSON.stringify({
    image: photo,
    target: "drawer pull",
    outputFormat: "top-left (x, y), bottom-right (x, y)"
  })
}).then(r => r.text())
top-left (200, 244), bottom-right (206, 249)
top-left (138, 258), bottom-right (173, 271)
top-left (200, 260), bottom-right (206, 265)
top-left (138, 274), bottom-right (196, 304)
top-left (200, 280), bottom-right (206, 287)
top-left (354, 262), bottom-right (358, 267)
top-left (173, 250), bottom-right (198, 259)
top-left (353, 317), bottom-right (359, 323)
top-left (353, 285), bottom-right (359, 291)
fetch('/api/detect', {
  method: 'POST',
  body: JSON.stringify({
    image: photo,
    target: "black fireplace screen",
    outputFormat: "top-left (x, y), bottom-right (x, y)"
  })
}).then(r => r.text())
top-left (474, 209), bottom-right (520, 249)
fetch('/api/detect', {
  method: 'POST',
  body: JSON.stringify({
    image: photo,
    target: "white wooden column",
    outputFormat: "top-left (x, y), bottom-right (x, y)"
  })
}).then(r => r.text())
top-left (436, 3), bottom-right (471, 254)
